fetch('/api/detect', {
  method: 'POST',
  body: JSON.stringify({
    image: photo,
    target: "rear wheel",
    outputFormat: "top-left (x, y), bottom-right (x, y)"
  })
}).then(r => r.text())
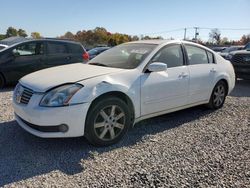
top-left (0, 74), bottom-right (5, 89)
top-left (207, 81), bottom-right (227, 109)
top-left (85, 97), bottom-right (131, 146)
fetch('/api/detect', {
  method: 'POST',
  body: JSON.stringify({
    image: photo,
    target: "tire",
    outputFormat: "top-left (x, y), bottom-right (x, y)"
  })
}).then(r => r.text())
top-left (207, 81), bottom-right (227, 109)
top-left (85, 97), bottom-right (131, 146)
top-left (0, 74), bottom-right (5, 89)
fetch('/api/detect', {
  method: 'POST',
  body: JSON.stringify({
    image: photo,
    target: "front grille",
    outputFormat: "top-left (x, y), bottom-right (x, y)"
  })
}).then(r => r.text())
top-left (20, 87), bottom-right (33, 104)
top-left (232, 54), bottom-right (250, 64)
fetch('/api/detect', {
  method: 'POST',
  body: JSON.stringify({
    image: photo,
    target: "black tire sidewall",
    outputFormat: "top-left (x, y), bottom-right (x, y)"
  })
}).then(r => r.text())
top-left (0, 74), bottom-right (5, 89)
top-left (209, 81), bottom-right (227, 109)
top-left (85, 97), bottom-right (131, 146)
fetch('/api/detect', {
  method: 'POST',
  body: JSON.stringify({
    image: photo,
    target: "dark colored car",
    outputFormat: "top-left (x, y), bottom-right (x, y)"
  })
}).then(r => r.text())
top-left (0, 39), bottom-right (89, 88)
top-left (229, 42), bottom-right (250, 80)
top-left (219, 45), bottom-right (244, 60)
top-left (88, 47), bottom-right (110, 59)
top-left (211, 46), bottom-right (227, 53)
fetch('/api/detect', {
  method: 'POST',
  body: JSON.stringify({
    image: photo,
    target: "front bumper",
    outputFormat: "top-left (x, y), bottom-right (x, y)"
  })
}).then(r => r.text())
top-left (13, 93), bottom-right (90, 138)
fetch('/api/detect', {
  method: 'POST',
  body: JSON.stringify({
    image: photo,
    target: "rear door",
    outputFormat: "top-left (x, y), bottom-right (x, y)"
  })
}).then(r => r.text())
top-left (184, 44), bottom-right (217, 103)
top-left (44, 41), bottom-right (71, 68)
top-left (67, 43), bottom-right (84, 63)
top-left (3, 41), bottom-right (45, 83)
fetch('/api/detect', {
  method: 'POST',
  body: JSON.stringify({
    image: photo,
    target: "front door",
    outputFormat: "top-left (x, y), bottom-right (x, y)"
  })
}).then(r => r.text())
top-left (4, 41), bottom-right (45, 83)
top-left (140, 44), bottom-right (189, 116)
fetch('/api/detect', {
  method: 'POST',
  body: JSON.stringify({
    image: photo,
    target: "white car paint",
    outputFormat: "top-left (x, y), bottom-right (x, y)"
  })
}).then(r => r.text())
top-left (12, 40), bottom-right (235, 138)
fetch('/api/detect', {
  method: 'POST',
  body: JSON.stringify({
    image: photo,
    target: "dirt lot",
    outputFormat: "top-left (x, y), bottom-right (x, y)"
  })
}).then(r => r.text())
top-left (0, 80), bottom-right (249, 187)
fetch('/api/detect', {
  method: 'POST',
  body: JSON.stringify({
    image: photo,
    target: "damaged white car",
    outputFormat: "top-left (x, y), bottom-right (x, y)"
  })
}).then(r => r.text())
top-left (13, 40), bottom-right (235, 146)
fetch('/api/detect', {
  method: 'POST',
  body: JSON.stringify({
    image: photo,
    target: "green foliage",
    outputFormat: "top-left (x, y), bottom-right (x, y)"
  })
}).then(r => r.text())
top-left (17, 29), bottom-right (28, 37)
top-left (6, 27), bottom-right (18, 37)
top-left (31, 32), bottom-right (41, 39)
top-left (5, 27), bottom-right (28, 38)
top-left (0, 34), bottom-right (6, 40)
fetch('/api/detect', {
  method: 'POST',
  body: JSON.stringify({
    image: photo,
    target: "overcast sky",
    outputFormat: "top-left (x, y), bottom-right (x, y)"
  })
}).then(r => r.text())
top-left (1, 0), bottom-right (250, 41)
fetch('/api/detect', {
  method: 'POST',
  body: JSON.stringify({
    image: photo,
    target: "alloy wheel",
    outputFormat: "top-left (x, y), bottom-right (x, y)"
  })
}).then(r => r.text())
top-left (213, 84), bottom-right (225, 107)
top-left (94, 105), bottom-right (125, 141)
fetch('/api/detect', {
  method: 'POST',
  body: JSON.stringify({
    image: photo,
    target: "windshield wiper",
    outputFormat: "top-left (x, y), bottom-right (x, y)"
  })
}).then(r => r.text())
top-left (89, 62), bottom-right (108, 67)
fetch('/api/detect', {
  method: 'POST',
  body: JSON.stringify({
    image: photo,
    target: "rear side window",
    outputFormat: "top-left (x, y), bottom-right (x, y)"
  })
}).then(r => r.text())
top-left (207, 51), bottom-right (214, 63)
top-left (47, 42), bottom-right (68, 54)
top-left (186, 45), bottom-right (209, 65)
top-left (67, 43), bottom-right (84, 53)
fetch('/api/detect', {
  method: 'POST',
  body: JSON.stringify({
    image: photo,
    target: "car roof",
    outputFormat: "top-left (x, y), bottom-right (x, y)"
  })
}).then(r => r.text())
top-left (128, 39), bottom-right (173, 45)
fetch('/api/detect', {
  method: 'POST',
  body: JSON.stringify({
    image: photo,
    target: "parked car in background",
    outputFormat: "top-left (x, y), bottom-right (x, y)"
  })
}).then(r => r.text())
top-left (212, 46), bottom-right (227, 53)
top-left (88, 47), bottom-right (110, 59)
top-left (219, 46), bottom-right (244, 60)
top-left (0, 39), bottom-right (89, 88)
top-left (13, 40), bottom-right (235, 146)
top-left (229, 42), bottom-right (250, 80)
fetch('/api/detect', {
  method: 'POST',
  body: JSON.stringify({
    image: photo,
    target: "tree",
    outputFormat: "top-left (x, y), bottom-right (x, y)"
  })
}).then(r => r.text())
top-left (61, 31), bottom-right (74, 40)
top-left (6, 27), bottom-right (18, 37)
top-left (31, 32), bottom-right (41, 39)
top-left (240, 34), bottom-right (250, 45)
top-left (17, 29), bottom-right (28, 37)
top-left (209, 28), bottom-right (221, 44)
top-left (221, 37), bottom-right (229, 45)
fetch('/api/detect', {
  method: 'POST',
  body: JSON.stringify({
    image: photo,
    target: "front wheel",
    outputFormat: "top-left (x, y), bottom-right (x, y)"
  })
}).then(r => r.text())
top-left (207, 81), bottom-right (227, 109)
top-left (85, 97), bottom-right (131, 146)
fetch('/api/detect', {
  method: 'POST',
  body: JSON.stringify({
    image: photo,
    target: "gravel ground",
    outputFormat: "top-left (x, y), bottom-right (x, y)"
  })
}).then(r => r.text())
top-left (0, 80), bottom-right (249, 187)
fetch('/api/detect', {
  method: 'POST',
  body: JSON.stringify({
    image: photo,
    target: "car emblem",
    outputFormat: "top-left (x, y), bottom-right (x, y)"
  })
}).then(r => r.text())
top-left (15, 85), bottom-right (24, 103)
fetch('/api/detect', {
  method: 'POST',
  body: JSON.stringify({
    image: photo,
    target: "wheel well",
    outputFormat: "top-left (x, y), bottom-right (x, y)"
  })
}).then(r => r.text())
top-left (219, 79), bottom-right (229, 95)
top-left (88, 91), bottom-right (135, 123)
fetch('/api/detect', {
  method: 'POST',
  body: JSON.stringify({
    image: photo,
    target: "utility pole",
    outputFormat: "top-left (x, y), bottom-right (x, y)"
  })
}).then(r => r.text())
top-left (184, 28), bottom-right (187, 40)
top-left (194, 27), bottom-right (199, 42)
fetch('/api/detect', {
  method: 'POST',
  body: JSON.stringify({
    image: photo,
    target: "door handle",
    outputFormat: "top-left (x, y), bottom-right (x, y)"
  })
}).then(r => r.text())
top-left (66, 56), bottom-right (71, 60)
top-left (210, 68), bottom-right (216, 73)
top-left (179, 72), bottom-right (188, 78)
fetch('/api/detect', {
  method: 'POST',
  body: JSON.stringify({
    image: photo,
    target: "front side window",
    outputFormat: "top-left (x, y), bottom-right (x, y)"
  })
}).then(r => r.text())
top-left (13, 42), bottom-right (44, 56)
top-left (186, 45), bottom-right (209, 65)
top-left (48, 42), bottom-right (68, 54)
top-left (88, 43), bottom-right (156, 69)
top-left (151, 44), bottom-right (184, 68)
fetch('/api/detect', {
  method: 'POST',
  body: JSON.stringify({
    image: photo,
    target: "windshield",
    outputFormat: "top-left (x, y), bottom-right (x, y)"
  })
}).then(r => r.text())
top-left (88, 43), bottom-right (157, 69)
top-left (88, 49), bottom-right (98, 55)
top-left (245, 43), bottom-right (250, 50)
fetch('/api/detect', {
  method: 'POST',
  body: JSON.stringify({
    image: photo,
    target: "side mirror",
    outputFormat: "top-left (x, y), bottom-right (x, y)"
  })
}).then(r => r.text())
top-left (147, 62), bottom-right (167, 72)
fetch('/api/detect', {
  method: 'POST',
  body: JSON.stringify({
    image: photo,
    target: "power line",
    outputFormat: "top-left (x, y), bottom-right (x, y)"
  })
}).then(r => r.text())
top-left (199, 27), bottom-right (250, 31)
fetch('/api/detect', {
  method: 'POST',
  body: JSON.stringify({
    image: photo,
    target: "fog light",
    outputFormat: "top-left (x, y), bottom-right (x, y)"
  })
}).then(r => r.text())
top-left (59, 124), bottom-right (69, 133)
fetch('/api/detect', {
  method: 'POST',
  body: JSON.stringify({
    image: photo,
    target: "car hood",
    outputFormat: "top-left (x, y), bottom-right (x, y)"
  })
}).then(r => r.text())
top-left (20, 63), bottom-right (124, 92)
top-left (229, 49), bottom-right (250, 55)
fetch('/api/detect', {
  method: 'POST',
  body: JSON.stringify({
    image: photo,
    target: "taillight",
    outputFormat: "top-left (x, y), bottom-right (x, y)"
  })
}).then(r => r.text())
top-left (83, 52), bottom-right (89, 61)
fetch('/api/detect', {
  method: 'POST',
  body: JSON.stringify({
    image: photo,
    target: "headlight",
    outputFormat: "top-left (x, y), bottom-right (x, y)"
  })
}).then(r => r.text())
top-left (40, 84), bottom-right (83, 107)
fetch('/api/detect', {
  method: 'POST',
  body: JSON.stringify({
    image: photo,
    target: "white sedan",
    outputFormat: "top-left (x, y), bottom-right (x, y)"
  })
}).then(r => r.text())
top-left (13, 40), bottom-right (235, 146)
